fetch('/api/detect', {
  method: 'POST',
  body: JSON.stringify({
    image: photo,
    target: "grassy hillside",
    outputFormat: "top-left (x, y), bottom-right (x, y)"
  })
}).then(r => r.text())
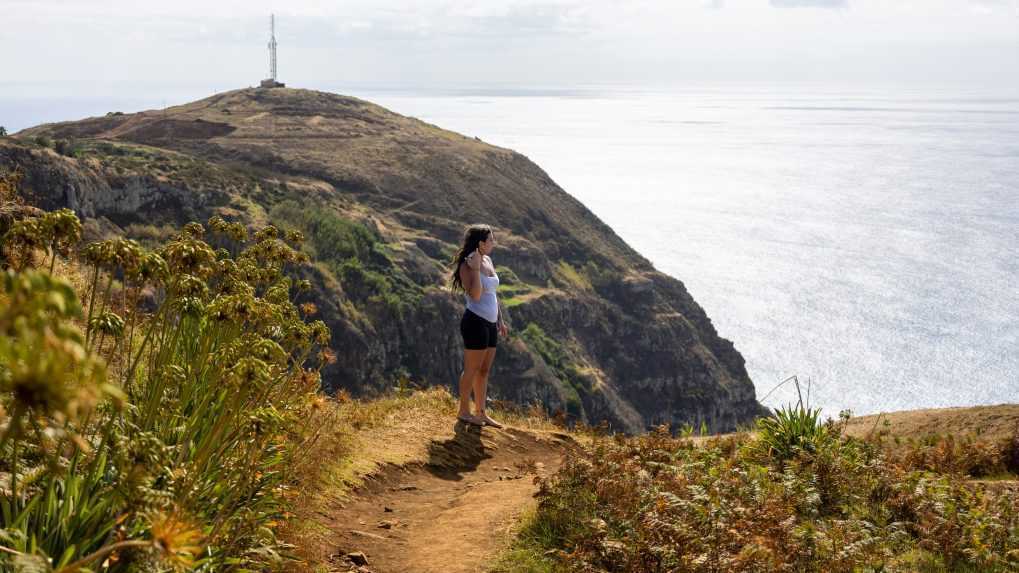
top-left (845, 405), bottom-right (1019, 445)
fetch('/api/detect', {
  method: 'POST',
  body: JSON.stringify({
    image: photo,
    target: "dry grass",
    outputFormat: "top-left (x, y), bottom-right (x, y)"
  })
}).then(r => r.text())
top-left (845, 404), bottom-right (1019, 444)
top-left (508, 418), bottom-right (1019, 572)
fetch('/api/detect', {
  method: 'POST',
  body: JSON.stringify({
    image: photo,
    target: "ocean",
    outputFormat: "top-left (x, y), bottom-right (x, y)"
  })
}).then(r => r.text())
top-left (4, 83), bottom-right (1017, 416)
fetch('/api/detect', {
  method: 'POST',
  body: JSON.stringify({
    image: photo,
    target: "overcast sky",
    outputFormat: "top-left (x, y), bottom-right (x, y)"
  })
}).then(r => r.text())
top-left (2, 0), bottom-right (1018, 99)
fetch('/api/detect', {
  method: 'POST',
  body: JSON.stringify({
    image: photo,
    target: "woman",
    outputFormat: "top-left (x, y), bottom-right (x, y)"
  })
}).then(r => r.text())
top-left (450, 224), bottom-right (508, 428)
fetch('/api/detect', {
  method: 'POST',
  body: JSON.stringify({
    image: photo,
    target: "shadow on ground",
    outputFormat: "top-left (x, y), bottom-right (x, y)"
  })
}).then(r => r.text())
top-left (425, 421), bottom-right (490, 480)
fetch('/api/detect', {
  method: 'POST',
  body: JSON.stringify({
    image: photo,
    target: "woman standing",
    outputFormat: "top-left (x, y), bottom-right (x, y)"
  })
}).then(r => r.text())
top-left (450, 224), bottom-right (508, 428)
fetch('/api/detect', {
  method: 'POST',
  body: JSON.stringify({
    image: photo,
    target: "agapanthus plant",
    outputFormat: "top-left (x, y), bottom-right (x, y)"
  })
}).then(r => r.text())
top-left (0, 204), bottom-right (333, 571)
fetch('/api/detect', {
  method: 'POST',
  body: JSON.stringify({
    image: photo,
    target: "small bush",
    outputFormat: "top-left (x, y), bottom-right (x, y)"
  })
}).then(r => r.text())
top-left (54, 138), bottom-right (82, 157)
top-left (888, 433), bottom-right (1011, 477)
top-left (0, 167), bottom-right (21, 206)
top-left (755, 403), bottom-right (838, 462)
top-left (582, 261), bottom-right (622, 293)
top-left (1004, 430), bottom-right (1019, 475)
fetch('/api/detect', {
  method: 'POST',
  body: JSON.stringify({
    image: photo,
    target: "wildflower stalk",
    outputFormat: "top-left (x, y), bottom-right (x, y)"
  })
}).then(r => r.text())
top-left (123, 286), bottom-right (174, 390)
top-left (52, 540), bottom-right (152, 573)
top-left (84, 265), bottom-right (100, 344)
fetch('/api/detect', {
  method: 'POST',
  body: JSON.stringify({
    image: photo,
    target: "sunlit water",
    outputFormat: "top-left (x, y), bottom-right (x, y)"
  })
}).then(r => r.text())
top-left (4, 83), bottom-right (1018, 415)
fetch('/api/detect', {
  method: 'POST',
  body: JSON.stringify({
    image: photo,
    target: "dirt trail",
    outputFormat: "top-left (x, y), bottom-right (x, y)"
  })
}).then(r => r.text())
top-left (324, 421), bottom-right (578, 573)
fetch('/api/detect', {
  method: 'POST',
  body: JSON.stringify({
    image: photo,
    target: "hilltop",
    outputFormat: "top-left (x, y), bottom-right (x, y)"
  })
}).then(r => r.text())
top-left (3, 87), bottom-right (765, 432)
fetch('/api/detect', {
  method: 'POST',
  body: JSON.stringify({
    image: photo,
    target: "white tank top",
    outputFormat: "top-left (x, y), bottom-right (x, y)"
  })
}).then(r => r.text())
top-left (465, 264), bottom-right (500, 323)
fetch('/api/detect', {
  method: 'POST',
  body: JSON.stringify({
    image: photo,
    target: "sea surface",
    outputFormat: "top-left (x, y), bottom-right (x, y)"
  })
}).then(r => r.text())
top-left (4, 83), bottom-right (1018, 415)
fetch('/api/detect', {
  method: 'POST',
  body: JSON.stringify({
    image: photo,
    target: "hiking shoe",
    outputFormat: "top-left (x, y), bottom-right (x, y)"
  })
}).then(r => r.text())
top-left (457, 413), bottom-right (484, 426)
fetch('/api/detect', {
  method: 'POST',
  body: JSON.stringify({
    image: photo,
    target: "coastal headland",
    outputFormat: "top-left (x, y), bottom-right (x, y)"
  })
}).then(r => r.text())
top-left (4, 86), bottom-right (765, 433)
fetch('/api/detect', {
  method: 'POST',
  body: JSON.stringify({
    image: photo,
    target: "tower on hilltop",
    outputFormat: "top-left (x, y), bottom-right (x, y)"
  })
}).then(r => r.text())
top-left (260, 14), bottom-right (285, 88)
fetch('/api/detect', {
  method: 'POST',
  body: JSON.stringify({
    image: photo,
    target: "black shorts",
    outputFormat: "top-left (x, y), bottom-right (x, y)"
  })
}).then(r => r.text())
top-left (461, 309), bottom-right (498, 350)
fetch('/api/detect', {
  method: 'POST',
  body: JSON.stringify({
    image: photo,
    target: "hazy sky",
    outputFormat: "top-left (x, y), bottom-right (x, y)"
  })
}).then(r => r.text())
top-left (2, 0), bottom-right (1018, 98)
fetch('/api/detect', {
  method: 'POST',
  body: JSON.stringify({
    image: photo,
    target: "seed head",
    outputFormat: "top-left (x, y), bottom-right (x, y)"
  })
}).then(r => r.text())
top-left (148, 511), bottom-right (204, 571)
top-left (89, 310), bottom-right (125, 338)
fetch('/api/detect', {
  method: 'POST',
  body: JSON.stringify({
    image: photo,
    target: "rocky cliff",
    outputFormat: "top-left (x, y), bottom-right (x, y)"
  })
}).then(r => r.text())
top-left (3, 87), bottom-right (766, 432)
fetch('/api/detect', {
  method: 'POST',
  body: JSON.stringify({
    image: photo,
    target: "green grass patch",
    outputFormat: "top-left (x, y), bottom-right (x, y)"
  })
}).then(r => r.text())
top-left (490, 508), bottom-right (566, 573)
top-left (270, 199), bottom-right (380, 263)
top-left (499, 281), bottom-right (535, 308)
top-left (496, 265), bottom-right (522, 284)
top-left (551, 260), bottom-right (592, 292)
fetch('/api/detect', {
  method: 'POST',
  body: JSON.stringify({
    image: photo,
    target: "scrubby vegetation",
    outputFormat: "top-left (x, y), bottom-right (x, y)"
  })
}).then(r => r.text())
top-left (270, 200), bottom-right (423, 314)
top-left (53, 139), bottom-right (83, 158)
top-left (552, 261), bottom-right (593, 292)
top-left (498, 282), bottom-right (535, 308)
top-left (503, 404), bottom-right (1019, 572)
top-left (516, 323), bottom-right (593, 420)
top-left (496, 266), bottom-right (538, 308)
top-left (0, 169), bottom-right (333, 570)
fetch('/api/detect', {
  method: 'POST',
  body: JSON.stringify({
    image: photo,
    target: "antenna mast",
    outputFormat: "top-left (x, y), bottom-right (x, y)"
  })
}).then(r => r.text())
top-left (268, 14), bottom-right (278, 82)
top-left (259, 13), bottom-right (284, 88)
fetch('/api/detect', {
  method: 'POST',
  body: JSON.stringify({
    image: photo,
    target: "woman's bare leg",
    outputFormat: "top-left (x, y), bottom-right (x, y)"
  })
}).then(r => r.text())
top-left (459, 348), bottom-right (487, 418)
top-left (473, 347), bottom-right (501, 426)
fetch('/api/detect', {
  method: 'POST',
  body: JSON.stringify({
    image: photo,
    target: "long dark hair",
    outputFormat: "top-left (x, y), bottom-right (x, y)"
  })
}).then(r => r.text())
top-left (449, 224), bottom-right (492, 293)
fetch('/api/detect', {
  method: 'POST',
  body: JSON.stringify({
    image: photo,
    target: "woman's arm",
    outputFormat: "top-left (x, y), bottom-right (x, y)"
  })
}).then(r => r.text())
top-left (459, 258), bottom-right (483, 302)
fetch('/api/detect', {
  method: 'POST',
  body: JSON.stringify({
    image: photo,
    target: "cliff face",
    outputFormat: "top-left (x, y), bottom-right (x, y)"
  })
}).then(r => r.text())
top-left (3, 87), bottom-right (766, 432)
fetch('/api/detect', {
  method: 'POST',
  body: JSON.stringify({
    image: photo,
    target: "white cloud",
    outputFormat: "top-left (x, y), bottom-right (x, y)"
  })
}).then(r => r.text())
top-left (967, 0), bottom-right (1019, 14)
top-left (770, 0), bottom-right (847, 7)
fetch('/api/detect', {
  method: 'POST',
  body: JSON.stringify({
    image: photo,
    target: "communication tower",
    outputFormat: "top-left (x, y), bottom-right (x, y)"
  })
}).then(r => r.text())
top-left (260, 14), bottom-right (285, 88)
